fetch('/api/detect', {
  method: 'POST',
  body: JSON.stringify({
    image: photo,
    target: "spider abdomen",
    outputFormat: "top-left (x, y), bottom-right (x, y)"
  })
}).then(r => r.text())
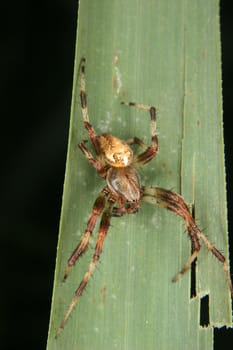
top-left (106, 166), bottom-right (141, 202)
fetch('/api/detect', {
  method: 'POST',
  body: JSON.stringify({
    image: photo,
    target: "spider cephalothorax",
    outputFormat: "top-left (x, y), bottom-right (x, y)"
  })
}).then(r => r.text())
top-left (55, 58), bottom-right (233, 337)
top-left (98, 134), bottom-right (134, 166)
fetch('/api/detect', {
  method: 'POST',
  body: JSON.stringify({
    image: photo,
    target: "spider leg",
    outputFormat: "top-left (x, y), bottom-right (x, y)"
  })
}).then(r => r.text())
top-left (126, 137), bottom-right (148, 151)
top-left (78, 140), bottom-right (106, 176)
top-left (112, 202), bottom-right (140, 216)
top-left (80, 57), bottom-right (101, 154)
top-left (142, 185), bottom-right (233, 297)
top-left (63, 188), bottom-right (108, 281)
top-left (121, 101), bottom-right (158, 166)
top-left (142, 186), bottom-right (200, 276)
top-left (56, 200), bottom-right (113, 338)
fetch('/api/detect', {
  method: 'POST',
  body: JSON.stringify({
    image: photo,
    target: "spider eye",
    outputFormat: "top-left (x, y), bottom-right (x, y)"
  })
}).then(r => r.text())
top-left (98, 134), bottom-right (133, 167)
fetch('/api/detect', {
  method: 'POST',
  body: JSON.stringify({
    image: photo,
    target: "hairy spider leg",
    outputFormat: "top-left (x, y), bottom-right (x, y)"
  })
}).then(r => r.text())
top-left (80, 57), bottom-right (101, 154)
top-left (111, 201), bottom-right (140, 217)
top-left (63, 189), bottom-right (108, 281)
top-left (197, 230), bottom-right (233, 298)
top-left (78, 141), bottom-right (107, 177)
top-left (56, 199), bottom-right (114, 338)
top-left (126, 136), bottom-right (149, 151)
top-left (152, 187), bottom-right (200, 275)
top-left (142, 185), bottom-right (233, 298)
top-left (121, 102), bottom-right (158, 166)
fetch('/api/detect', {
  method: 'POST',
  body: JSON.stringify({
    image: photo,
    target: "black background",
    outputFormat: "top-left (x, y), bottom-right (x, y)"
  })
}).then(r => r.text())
top-left (1, 1), bottom-right (232, 349)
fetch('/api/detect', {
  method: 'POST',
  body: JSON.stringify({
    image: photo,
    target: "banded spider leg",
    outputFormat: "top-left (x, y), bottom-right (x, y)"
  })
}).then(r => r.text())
top-left (142, 186), bottom-right (233, 297)
top-left (56, 188), bottom-right (114, 338)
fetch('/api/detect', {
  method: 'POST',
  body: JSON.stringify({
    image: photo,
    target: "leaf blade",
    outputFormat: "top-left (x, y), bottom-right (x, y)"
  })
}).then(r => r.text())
top-left (47, 1), bottom-right (231, 349)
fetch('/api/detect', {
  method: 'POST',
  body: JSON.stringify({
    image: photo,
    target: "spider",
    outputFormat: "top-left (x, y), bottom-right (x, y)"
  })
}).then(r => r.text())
top-left (55, 57), bottom-right (233, 337)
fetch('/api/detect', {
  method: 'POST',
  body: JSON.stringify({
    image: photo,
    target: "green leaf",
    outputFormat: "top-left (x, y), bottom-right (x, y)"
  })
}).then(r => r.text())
top-left (47, 0), bottom-right (232, 349)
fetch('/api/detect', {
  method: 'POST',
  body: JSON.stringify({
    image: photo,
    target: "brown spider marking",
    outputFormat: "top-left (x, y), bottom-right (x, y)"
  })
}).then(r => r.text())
top-left (101, 286), bottom-right (107, 304)
top-left (55, 57), bottom-right (233, 338)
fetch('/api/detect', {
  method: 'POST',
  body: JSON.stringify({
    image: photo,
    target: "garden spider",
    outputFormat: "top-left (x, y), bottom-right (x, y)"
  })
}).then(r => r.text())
top-left (55, 57), bottom-right (233, 337)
